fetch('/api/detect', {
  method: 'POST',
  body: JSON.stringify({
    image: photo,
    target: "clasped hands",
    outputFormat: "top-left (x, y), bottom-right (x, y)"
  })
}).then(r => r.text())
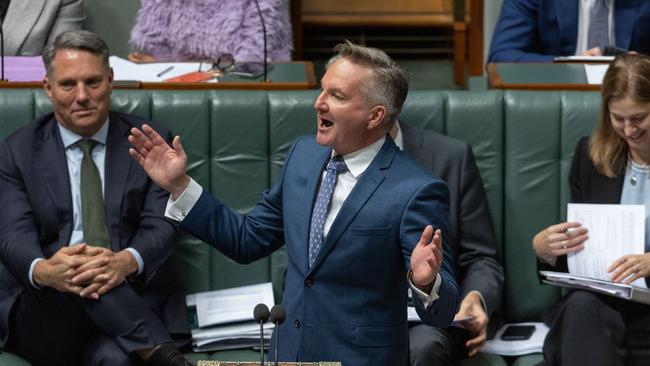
top-left (533, 222), bottom-right (650, 284)
top-left (33, 244), bottom-right (137, 299)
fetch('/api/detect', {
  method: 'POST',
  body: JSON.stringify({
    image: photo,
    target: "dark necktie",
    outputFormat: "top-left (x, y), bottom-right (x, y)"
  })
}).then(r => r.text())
top-left (78, 139), bottom-right (110, 249)
top-left (587, 0), bottom-right (610, 50)
top-left (308, 155), bottom-right (348, 267)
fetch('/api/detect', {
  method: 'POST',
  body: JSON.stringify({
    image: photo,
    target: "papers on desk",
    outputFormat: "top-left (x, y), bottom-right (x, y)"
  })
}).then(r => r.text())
top-left (584, 64), bottom-right (609, 84)
top-left (482, 322), bottom-right (548, 356)
top-left (1, 56), bottom-right (46, 81)
top-left (554, 55), bottom-right (614, 63)
top-left (567, 203), bottom-right (646, 288)
top-left (186, 282), bottom-right (275, 352)
top-left (108, 56), bottom-right (216, 82)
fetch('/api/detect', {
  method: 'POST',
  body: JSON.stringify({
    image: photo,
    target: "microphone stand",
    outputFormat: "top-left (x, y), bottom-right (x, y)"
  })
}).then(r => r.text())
top-left (253, 0), bottom-right (268, 82)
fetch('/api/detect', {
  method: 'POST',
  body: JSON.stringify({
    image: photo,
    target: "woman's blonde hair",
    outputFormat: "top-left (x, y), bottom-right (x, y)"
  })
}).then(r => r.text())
top-left (590, 54), bottom-right (650, 177)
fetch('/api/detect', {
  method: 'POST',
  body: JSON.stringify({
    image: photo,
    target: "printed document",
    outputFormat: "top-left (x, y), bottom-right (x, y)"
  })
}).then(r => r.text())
top-left (567, 203), bottom-right (646, 288)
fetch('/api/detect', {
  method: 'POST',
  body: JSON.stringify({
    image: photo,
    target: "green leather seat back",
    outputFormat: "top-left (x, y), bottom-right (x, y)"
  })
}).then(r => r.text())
top-left (503, 91), bottom-right (600, 321)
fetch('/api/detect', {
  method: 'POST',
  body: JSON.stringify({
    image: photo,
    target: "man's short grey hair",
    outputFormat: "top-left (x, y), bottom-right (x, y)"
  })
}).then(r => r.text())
top-left (42, 30), bottom-right (110, 76)
top-left (326, 41), bottom-right (409, 128)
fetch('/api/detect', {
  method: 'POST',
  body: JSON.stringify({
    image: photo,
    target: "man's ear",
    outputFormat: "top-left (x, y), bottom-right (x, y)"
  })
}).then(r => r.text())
top-left (367, 105), bottom-right (386, 130)
top-left (108, 67), bottom-right (114, 84)
top-left (42, 76), bottom-right (53, 101)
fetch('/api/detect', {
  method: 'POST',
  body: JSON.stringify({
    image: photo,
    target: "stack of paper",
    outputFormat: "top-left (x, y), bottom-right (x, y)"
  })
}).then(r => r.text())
top-left (482, 322), bottom-right (549, 356)
top-left (186, 282), bottom-right (275, 352)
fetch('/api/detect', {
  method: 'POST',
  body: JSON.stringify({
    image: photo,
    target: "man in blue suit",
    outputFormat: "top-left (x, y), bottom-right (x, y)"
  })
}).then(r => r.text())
top-left (488, 0), bottom-right (650, 62)
top-left (0, 30), bottom-right (192, 366)
top-left (129, 41), bottom-right (461, 365)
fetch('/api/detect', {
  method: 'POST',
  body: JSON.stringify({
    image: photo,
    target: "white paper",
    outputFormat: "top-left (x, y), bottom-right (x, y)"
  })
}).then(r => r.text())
top-left (483, 322), bottom-right (549, 356)
top-left (192, 282), bottom-right (275, 328)
top-left (567, 203), bottom-right (646, 288)
top-left (554, 55), bottom-right (614, 62)
top-left (584, 64), bottom-right (610, 84)
top-left (109, 56), bottom-right (216, 82)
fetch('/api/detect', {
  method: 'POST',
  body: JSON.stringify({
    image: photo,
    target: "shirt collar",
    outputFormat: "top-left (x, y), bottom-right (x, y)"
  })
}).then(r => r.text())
top-left (57, 117), bottom-right (110, 149)
top-left (333, 136), bottom-right (386, 178)
top-left (393, 121), bottom-right (404, 150)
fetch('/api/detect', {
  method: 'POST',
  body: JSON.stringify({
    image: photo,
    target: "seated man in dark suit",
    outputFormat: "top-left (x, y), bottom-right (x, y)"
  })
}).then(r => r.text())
top-left (392, 122), bottom-right (504, 365)
top-left (488, 0), bottom-right (650, 62)
top-left (0, 30), bottom-right (192, 366)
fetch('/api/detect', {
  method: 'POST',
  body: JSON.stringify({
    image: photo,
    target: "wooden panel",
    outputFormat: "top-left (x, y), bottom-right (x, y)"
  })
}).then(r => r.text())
top-left (302, 0), bottom-right (452, 14)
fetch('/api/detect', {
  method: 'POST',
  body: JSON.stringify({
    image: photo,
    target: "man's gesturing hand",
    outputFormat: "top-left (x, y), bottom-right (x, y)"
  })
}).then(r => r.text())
top-left (410, 225), bottom-right (443, 291)
top-left (128, 124), bottom-right (190, 200)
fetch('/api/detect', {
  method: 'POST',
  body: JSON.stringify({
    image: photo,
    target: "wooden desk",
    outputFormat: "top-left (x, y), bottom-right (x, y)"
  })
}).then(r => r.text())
top-left (487, 63), bottom-right (601, 91)
top-left (0, 62), bottom-right (317, 90)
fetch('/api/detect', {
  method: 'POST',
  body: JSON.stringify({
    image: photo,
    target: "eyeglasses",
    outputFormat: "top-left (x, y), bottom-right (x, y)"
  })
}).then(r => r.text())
top-left (199, 53), bottom-right (235, 75)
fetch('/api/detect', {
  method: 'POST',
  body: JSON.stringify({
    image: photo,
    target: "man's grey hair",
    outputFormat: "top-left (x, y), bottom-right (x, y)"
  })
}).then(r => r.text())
top-left (42, 30), bottom-right (110, 76)
top-left (326, 41), bottom-right (409, 128)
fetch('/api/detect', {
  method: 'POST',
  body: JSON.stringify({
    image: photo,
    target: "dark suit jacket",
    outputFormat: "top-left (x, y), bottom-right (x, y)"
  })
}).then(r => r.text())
top-left (401, 123), bottom-right (503, 316)
top-left (488, 0), bottom-right (650, 62)
top-left (0, 112), bottom-right (187, 347)
top-left (181, 135), bottom-right (460, 365)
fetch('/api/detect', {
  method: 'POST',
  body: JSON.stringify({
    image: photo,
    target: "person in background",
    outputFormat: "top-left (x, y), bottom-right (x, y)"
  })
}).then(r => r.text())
top-left (129, 41), bottom-right (460, 366)
top-left (391, 122), bottom-right (504, 365)
top-left (0, 30), bottom-right (192, 366)
top-left (532, 53), bottom-right (650, 366)
top-left (129, 0), bottom-right (292, 63)
top-left (0, 0), bottom-right (84, 56)
top-left (488, 0), bottom-right (650, 62)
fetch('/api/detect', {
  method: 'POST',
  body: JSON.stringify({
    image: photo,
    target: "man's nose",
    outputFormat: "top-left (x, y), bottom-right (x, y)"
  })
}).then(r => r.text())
top-left (314, 91), bottom-right (326, 111)
top-left (75, 84), bottom-right (90, 103)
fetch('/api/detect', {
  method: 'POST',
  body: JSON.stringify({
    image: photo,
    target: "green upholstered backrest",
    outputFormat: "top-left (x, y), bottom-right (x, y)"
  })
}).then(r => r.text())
top-left (0, 88), bottom-right (603, 324)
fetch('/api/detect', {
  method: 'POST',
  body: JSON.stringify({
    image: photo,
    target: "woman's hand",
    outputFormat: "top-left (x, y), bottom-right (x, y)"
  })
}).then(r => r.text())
top-left (532, 222), bottom-right (588, 266)
top-left (608, 253), bottom-right (650, 284)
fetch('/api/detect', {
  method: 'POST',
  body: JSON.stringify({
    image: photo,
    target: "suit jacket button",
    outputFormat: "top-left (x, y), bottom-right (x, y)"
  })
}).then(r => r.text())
top-left (304, 279), bottom-right (313, 287)
top-left (294, 319), bottom-right (301, 329)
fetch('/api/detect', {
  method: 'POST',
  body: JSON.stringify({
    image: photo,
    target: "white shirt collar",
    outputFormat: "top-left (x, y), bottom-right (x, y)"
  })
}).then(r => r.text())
top-left (393, 121), bottom-right (404, 150)
top-left (57, 117), bottom-right (110, 149)
top-left (333, 136), bottom-right (386, 178)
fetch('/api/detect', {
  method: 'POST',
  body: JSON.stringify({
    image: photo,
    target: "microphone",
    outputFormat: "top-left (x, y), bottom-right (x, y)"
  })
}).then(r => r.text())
top-left (252, 0), bottom-right (268, 82)
top-left (269, 305), bottom-right (286, 366)
top-left (253, 303), bottom-right (270, 366)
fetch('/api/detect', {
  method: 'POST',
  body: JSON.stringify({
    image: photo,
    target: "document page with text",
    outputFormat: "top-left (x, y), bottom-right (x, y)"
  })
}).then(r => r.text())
top-left (567, 203), bottom-right (646, 288)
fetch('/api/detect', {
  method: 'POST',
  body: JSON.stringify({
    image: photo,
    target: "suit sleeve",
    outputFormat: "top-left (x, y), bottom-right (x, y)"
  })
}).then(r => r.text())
top-left (0, 140), bottom-right (46, 292)
top-left (46, 0), bottom-right (85, 46)
top-left (178, 139), bottom-right (302, 264)
top-left (401, 179), bottom-right (460, 327)
top-left (488, 0), bottom-right (556, 62)
top-left (455, 145), bottom-right (504, 316)
top-left (127, 130), bottom-right (180, 285)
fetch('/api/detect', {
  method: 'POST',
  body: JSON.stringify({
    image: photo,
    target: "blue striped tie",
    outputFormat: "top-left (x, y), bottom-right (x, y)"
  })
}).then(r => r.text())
top-left (308, 155), bottom-right (348, 267)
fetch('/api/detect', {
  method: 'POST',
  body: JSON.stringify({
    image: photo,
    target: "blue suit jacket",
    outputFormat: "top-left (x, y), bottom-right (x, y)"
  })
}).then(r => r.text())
top-left (488, 0), bottom-right (650, 62)
top-left (0, 112), bottom-right (187, 347)
top-left (181, 135), bottom-right (460, 365)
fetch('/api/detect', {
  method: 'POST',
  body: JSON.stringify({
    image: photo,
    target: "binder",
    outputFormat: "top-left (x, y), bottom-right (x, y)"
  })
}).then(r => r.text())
top-left (540, 271), bottom-right (650, 305)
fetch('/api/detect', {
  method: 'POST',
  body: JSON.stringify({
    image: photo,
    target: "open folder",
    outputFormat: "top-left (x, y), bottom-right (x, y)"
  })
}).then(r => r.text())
top-left (540, 271), bottom-right (650, 305)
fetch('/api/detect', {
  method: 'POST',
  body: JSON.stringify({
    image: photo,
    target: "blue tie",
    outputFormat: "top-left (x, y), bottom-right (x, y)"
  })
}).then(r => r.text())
top-left (308, 155), bottom-right (348, 267)
top-left (588, 0), bottom-right (610, 50)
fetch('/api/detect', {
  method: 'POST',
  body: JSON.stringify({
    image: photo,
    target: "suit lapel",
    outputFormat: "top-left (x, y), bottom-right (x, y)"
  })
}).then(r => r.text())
top-left (104, 113), bottom-right (133, 250)
top-left (307, 138), bottom-right (395, 273)
top-left (555, 0), bottom-right (578, 46)
top-left (37, 117), bottom-right (73, 239)
top-left (2, 0), bottom-right (46, 54)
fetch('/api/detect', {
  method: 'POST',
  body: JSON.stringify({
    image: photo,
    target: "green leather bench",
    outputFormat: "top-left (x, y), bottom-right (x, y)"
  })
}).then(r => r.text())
top-left (0, 89), bottom-right (601, 365)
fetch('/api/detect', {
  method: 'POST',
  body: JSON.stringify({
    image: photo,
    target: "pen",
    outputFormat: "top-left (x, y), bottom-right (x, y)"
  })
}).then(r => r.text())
top-left (156, 66), bottom-right (174, 77)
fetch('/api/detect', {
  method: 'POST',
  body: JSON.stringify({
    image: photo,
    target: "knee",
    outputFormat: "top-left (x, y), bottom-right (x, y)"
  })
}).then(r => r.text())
top-left (409, 326), bottom-right (451, 365)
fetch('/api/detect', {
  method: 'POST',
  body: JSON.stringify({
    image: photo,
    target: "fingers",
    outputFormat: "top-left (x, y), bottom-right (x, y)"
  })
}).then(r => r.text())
top-left (59, 243), bottom-right (87, 255)
top-left (465, 332), bottom-right (487, 357)
top-left (609, 255), bottom-right (644, 283)
top-left (79, 282), bottom-right (102, 300)
top-left (142, 123), bottom-right (168, 147)
top-left (172, 135), bottom-right (187, 160)
top-left (418, 225), bottom-right (434, 247)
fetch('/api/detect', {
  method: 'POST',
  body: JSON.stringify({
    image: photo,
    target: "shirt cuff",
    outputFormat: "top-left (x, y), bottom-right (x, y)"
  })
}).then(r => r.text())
top-left (409, 273), bottom-right (441, 308)
top-left (29, 258), bottom-right (45, 289)
top-left (165, 178), bottom-right (202, 221)
top-left (124, 248), bottom-right (144, 276)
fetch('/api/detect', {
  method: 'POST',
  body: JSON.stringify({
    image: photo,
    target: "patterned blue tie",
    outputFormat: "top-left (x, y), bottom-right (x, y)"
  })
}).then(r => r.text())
top-left (308, 155), bottom-right (348, 267)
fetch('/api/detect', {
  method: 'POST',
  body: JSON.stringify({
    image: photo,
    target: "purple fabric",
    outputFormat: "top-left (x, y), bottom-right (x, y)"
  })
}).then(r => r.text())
top-left (130, 0), bottom-right (293, 62)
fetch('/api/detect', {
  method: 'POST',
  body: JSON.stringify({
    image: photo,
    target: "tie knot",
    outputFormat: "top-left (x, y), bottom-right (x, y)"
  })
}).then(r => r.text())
top-left (327, 155), bottom-right (347, 173)
top-left (77, 139), bottom-right (98, 155)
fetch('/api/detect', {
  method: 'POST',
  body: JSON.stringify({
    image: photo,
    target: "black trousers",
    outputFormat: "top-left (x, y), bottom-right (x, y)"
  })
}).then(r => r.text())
top-left (408, 323), bottom-right (469, 366)
top-left (542, 290), bottom-right (650, 366)
top-left (7, 282), bottom-right (172, 366)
